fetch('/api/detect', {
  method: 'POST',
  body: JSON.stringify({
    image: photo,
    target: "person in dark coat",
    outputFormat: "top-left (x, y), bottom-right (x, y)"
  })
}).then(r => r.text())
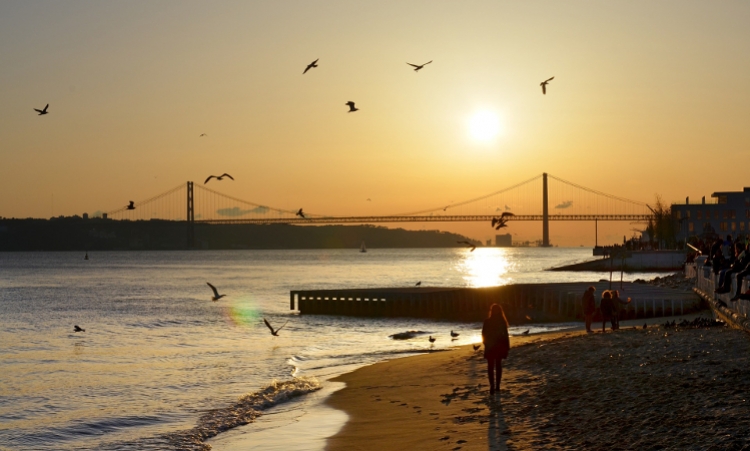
top-left (600, 290), bottom-right (616, 332)
top-left (482, 303), bottom-right (510, 395)
top-left (582, 286), bottom-right (596, 333)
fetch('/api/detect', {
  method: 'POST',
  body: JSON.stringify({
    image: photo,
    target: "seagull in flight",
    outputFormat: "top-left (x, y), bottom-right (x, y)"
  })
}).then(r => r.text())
top-left (415, 281), bottom-right (421, 287)
top-left (34, 104), bottom-right (49, 115)
top-left (491, 212), bottom-right (514, 230)
top-left (206, 282), bottom-right (226, 301)
top-left (74, 325), bottom-right (85, 332)
top-left (345, 101), bottom-right (358, 112)
top-left (457, 240), bottom-right (476, 252)
top-left (303, 58), bottom-right (319, 74)
top-left (204, 173), bottom-right (234, 184)
top-left (126, 201), bottom-right (135, 210)
top-left (264, 318), bottom-right (289, 336)
top-left (199, 133), bottom-right (207, 137)
top-left (540, 77), bottom-right (554, 95)
top-left (296, 208), bottom-right (305, 218)
top-left (407, 61), bottom-right (432, 72)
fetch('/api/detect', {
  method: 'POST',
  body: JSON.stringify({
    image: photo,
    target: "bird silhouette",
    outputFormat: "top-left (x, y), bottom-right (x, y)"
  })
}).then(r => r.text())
top-left (73, 325), bottom-right (85, 332)
top-left (491, 212), bottom-right (514, 230)
top-left (407, 61), bottom-right (432, 72)
top-left (204, 173), bottom-right (234, 184)
top-left (34, 104), bottom-right (49, 115)
top-left (263, 318), bottom-right (289, 336)
top-left (345, 101), bottom-right (359, 112)
top-left (521, 329), bottom-right (530, 335)
top-left (415, 281), bottom-right (421, 287)
top-left (472, 344), bottom-right (481, 351)
top-left (296, 208), bottom-right (305, 218)
top-left (206, 282), bottom-right (226, 301)
top-left (199, 133), bottom-right (207, 137)
top-left (450, 330), bottom-right (459, 338)
top-left (643, 322), bottom-right (647, 329)
top-left (126, 201), bottom-right (135, 210)
top-left (303, 58), bottom-right (319, 74)
top-left (457, 240), bottom-right (476, 252)
top-left (540, 77), bottom-right (554, 95)
top-left (428, 336), bottom-right (436, 343)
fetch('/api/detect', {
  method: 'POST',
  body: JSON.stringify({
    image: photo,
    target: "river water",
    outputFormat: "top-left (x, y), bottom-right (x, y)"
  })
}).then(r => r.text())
top-left (0, 248), bottom-right (669, 450)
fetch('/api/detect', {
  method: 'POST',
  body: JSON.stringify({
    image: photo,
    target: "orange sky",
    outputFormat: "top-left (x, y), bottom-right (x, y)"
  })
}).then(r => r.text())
top-left (1, 1), bottom-right (749, 246)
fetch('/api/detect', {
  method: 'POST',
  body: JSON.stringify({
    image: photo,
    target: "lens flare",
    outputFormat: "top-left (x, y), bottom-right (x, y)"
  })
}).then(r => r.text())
top-left (227, 296), bottom-right (260, 327)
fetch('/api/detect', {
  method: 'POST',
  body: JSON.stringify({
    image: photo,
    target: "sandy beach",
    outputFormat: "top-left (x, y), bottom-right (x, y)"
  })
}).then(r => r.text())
top-left (326, 317), bottom-right (750, 450)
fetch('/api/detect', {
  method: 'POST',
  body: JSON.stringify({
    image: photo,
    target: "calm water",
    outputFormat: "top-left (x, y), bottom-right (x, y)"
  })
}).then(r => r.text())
top-left (0, 248), bottom-right (667, 450)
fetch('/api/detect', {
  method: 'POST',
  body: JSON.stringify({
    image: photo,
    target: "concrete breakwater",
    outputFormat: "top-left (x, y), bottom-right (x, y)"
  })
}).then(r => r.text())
top-left (290, 281), bottom-right (701, 323)
top-left (550, 250), bottom-right (687, 272)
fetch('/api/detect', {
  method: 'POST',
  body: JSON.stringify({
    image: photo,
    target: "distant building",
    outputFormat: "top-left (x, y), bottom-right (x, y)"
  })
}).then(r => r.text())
top-left (495, 233), bottom-right (512, 247)
top-left (671, 188), bottom-right (750, 240)
top-left (82, 213), bottom-right (89, 219)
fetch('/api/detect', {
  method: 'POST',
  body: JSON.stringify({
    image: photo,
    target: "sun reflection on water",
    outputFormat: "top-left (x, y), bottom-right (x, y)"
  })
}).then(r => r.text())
top-left (458, 247), bottom-right (516, 287)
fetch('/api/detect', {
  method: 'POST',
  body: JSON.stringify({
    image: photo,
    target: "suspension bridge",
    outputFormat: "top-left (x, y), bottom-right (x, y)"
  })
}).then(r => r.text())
top-left (104, 173), bottom-right (652, 248)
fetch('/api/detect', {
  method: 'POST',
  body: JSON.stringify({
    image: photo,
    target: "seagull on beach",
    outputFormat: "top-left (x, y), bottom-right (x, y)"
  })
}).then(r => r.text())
top-left (473, 344), bottom-right (481, 351)
top-left (126, 201), bottom-right (135, 210)
top-left (206, 282), bottom-right (226, 301)
top-left (540, 77), bottom-right (554, 95)
top-left (415, 281), bottom-right (421, 287)
top-left (450, 330), bottom-right (459, 338)
top-left (204, 173), bottom-right (234, 184)
top-left (263, 318), bottom-right (289, 336)
top-left (296, 208), bottom-right (305, 218)
top-left (521, 329), bottom-right (530, 335)
top-left (34, 104), bottom-right (49, 115)
top-left (73, 325), bottom-right (85, 332)
top-left (491, 212), bottom-right (514, 230)
top-left (457, 241), bottom-right (476, 252)
top-left (345, 101), bottom-right (359, 112)
top-left (428, 336), bottom-right (436, 343)
top-left (303, 58), bottom-right (319, 74)
top-left (407, 61), bottom-right (432, 72)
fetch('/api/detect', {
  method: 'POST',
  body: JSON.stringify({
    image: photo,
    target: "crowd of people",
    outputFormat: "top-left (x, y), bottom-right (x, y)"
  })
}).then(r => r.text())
top-left (703, 234), bottom-right (750, 301)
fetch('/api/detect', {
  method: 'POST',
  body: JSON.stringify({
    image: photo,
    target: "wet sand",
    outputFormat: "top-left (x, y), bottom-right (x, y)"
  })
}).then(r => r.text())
top-left (326, 318), bottom-right (750, 450)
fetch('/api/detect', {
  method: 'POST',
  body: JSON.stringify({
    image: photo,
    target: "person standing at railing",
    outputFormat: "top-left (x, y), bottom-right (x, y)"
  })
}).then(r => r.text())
top-left (611, 290), bottom-right (632, 330)
top-left (715, 242), bottom-right (749, 294)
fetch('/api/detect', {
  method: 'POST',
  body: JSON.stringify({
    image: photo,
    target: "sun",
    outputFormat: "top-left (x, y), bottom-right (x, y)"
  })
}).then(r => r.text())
top-left (467, 110), bottom-right (502, 143)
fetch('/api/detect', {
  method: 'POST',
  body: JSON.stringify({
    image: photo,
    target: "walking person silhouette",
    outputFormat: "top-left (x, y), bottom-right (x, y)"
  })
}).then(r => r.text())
top-left (482, 303), bottom-right (510, 395)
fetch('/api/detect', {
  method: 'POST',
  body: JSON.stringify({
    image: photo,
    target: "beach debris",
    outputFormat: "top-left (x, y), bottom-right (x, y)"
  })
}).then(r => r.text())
top-left (303, 58), bottom-right (318, 74)
top-left (263, 318), bottom-right (289, 336)
top-left (206, 282), bottom-right (226, 301)
top-left (73, 325), bottom-right (85, 332)
top-left (204, 173), bottom-right (234, 184)
top-left (439, 436), bottom-right (450, 441)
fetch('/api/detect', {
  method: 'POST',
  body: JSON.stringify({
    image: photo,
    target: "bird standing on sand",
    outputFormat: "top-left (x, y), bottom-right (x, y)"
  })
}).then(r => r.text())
top-left (457, 240), bottom-right (476, 252)
top-left (126, 201), bottom-right (135, 210)
top-left (473, 344), bottom-right (481, 351)
top-left (34, 104), bottom-right (49, 115)
top-left (263, 318), bottom-right (289, 336)
top-left (303, 58), bottom-right (319, 74)
top-left (204, 173), bottom-right (234, 184)
top-left (415, 281), bottom-right (421, 287)
top-left (428, 336), bottom-right (436, 343)
top-left (540, 77), bottom-right (554, 95)
top-left (296, 208), bottom-right (305, 218)
top-left (407, 61), bottom-right (432, 72)
top-left (491, 212), bottom-right (514, 230)
top-left (74, 325), bottom-right (85, 332)
top-left (521, 329), bottom-right (530, 335)
top-left (206, 282), bottom-right (226, 301)
top-left (345, 101), bottom-right (359, 112)
top-left (450, 330), bottom-right (459, 338)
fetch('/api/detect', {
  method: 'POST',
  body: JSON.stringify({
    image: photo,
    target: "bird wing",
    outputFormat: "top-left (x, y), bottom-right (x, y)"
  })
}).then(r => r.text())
top-left (204, 175), bottom-right (214, 184)
top-left (207, 282), bottom-right (219, 297)
top-left (470, 246), bottom-right (476, 251)
top-left (221, 173), bottom-right (234, 180)
top-left (545, 77), bottom-right (554, 83)
top-left (263, 318), bottom-right (276, 334)
top-left (501, 212), bottom-right (515, 218)
top-left (43, 104), bottom-right (49, 112)
top-left (303, 66), bottom-right (311, 74)
top-left (34, 108), bottom-right (43, 113)
top-left (406, 63), bottom-right (420, 68)
top-left (275, 320), bottom-right (289, 333)
top-left (424, 61), bottom-right (433, 66)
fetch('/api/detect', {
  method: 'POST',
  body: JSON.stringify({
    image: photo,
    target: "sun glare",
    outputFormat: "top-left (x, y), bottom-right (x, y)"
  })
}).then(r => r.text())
top-left (467, 110), bottom-right (502, 143)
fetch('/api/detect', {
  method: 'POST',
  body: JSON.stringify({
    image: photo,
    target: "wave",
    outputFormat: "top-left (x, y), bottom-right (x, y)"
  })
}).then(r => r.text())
top-left (163, 376), bottom-right (321, 450)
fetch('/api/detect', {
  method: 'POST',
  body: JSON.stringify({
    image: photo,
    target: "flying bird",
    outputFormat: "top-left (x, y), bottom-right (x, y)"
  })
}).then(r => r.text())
top-left (472, 344), bottom-right (481, 351)
top-left (407, 61), bottom-right (432, 72)
top-left (428, 336), bottom-right (436, 343)
top-left (415, 281), bottom-right (421, 287)
top-left (263, 318), bottom-right (289, 336)
top-left (73, 325), bottom-right (85, 332)
top-left (457, 240), bottom-right (476, 252)
top-left (199, 133), bottom-right (207, 137)
top-left (450, 330), bottom-right (459, 338)
top-left (126, 201), bottom-right (135, 210)
top-left (34, 104), bottom-right (49, 115)
top-left (491, 212), bottom-right (514, 230)
top-left (296, 208), bottom-right (305, 218)
top-left (303, 58), bottom-right (319, 74)
top-left (521, 329), bottom-right (530, 335)
top-left (204, 173), bottom-right (234, 184)
top-left (540, 77), bottom-right (554, 95)
top-left (206, 282), bottom-right (226, 301)
top-left (345, 101), bottom-right (359, 112)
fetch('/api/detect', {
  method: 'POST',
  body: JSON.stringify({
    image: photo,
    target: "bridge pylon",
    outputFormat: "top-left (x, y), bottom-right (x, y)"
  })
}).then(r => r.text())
top-left (187, 181), bottom-right (195, 249)
top-left (542, 172), bottom-right (550, 247)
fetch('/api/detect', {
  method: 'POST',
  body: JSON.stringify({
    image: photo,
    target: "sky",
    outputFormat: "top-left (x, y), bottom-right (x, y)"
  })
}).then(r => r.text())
top-left (1, 1), bottom-right (749, 246)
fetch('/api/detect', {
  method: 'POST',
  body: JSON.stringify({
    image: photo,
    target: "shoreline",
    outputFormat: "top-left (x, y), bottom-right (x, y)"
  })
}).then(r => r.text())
top-left (324, 312), bottom-right (750, 450)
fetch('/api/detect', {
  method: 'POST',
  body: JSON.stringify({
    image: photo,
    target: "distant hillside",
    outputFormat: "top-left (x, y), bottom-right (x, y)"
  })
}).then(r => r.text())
top-left (0, 218), bottom-right (479, 251)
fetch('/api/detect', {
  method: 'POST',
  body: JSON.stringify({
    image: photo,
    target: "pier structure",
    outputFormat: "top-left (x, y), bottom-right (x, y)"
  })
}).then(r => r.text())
top-left (290, 282), bottom-right (701, 323)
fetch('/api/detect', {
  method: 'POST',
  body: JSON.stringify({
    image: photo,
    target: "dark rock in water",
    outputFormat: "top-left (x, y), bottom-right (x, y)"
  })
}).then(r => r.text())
top-left (389, 330), bottom-right (428, 340)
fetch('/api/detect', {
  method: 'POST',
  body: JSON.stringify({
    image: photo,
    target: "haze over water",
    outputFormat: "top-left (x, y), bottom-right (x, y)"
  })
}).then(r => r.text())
top-left (0, 248), bottom-right (670, 450)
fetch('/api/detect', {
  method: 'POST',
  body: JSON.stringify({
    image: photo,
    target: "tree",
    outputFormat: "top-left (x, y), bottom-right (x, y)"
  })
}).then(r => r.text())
top-left (648, 195), bottom-right (678, 249)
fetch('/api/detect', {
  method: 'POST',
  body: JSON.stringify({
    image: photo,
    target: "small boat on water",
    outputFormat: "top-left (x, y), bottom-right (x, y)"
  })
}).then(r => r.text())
top-left (360, 241), bottom-right (367, 253)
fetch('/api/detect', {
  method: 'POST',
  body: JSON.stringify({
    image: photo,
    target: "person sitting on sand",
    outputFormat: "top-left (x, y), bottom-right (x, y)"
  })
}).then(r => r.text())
top-left (610, 290), bottom-right (632, 330)
top-left (600, 291), bottom-right (615, 332)
top-left (582, 286), bottom-right (596, 333)
top-left (482, 303), bottom-right (510, 395)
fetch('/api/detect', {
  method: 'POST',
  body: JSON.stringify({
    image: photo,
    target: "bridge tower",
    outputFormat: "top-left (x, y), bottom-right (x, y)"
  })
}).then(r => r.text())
top-left (187, 181), bottom-right (195, 249)
top-left (542, 173), bottom-right (550, 247)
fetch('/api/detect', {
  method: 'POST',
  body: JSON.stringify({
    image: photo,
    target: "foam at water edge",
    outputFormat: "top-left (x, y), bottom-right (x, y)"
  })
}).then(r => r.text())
top-left (165, 376), bottom-right (322, 450)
